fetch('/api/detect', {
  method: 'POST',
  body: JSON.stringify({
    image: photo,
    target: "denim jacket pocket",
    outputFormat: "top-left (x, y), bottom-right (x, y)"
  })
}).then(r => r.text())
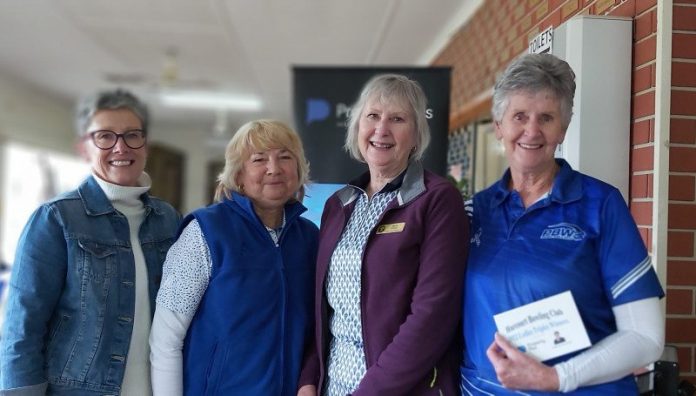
top-left (78, 239), bottom-right (117, 282)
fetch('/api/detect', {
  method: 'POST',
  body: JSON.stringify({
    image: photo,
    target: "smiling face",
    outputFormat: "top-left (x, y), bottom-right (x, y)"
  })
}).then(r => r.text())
top-left (80, 108), bottom-right (147, 186)
top-left (495, 89), bottom-right (566, 176)
top-left (358, 96), bottom-right (416, 178)
top-left (235, 147), bottom-right (300, 212)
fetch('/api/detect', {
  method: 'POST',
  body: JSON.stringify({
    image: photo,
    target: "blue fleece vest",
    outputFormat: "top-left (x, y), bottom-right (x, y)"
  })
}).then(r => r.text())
top-left (181, 193), bottom-right (318, 395)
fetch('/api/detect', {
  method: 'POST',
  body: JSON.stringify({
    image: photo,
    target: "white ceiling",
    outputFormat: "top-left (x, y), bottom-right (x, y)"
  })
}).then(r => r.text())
top-left (0, 0), bottom-right (480, 133)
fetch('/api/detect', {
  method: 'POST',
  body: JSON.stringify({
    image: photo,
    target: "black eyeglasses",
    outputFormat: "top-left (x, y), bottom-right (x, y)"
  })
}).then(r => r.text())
top-left (88, 129), bottom-right (146, 150)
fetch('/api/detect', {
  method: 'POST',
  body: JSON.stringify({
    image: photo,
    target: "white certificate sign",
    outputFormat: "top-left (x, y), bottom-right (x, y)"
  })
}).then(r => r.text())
top-left (493, 291), bottom-right (591, 362)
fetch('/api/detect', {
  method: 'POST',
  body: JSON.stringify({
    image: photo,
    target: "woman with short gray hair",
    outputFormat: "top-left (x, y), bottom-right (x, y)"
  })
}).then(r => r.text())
top-left (460, 53), bottom-right (664, 395)
top-left (0, 89), bottom-right (180, 395)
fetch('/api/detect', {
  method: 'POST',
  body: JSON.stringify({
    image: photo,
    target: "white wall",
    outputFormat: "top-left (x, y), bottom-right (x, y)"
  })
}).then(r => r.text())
top-left (0, 73), bottom-right (216, 215)
top-left (0, 74), bottom-right (75, 154)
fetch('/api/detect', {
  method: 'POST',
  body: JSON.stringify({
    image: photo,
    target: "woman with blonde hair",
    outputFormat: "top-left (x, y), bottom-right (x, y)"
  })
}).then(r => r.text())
top-left (150, 120), bottom-right (319, 395)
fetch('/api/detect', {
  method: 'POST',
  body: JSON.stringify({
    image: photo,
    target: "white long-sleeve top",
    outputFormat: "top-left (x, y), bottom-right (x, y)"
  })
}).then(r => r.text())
top-left (94, 173), bottom-right (152, 396)
top-left (555, 296), bottom-right (664, 392)
top-left (149, 220), bottom-right (210, 396)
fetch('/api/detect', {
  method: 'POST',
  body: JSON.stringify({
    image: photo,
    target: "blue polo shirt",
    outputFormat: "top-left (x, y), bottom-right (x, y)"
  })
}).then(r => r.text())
top-left (461, 159), bottom-right (663, 395)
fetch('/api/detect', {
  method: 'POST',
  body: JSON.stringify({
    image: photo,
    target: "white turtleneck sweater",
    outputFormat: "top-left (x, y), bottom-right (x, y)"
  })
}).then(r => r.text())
top-left (94, 173), bottom-right (153, 396)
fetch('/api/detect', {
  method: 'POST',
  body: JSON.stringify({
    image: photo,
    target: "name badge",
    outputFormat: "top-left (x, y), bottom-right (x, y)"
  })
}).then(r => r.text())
top-left (376, 222), bottom-right (405, 234)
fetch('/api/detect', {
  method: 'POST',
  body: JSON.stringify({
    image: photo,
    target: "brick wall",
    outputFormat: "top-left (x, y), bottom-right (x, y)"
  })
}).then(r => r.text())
top-left (434, 0), bottom-right (696, 382)
top-left (668, 0), bottom-right (696, 382)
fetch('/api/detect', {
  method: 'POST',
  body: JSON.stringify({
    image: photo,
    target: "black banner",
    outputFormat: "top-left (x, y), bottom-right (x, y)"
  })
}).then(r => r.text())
top-left (293, 67), bottom-right (451, 183)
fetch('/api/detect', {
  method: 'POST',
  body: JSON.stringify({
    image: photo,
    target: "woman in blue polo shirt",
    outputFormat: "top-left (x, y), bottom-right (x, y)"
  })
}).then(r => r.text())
top-left (460, 53), bottom-right (664, 395)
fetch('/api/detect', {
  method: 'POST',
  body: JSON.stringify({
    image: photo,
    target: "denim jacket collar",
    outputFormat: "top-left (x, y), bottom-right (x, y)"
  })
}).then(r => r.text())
top-left (78, 175), bottom-right (160, 217)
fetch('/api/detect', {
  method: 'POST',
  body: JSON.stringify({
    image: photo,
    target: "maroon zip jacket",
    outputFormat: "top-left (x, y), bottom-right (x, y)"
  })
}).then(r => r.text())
top-left (299, 161), bottom-right (469, 395)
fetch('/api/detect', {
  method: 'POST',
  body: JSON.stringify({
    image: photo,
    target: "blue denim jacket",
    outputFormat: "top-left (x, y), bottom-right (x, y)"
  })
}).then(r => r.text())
top-left (0, 176), bottom-right (180, 395)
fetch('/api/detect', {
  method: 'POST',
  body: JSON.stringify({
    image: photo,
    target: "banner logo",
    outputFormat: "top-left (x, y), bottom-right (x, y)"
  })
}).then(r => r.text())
top-left (305, 98), bottom-right (330, 125)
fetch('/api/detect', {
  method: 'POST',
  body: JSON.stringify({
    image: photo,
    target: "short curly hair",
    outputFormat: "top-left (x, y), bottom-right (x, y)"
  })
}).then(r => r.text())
top-left (492, 53), bottom-right (576, 130)
top-left (75, 89), bottom-right (149, 136)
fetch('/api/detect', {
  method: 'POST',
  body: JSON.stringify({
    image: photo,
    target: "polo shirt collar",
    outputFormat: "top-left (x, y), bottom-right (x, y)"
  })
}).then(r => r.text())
top-left (490, 159), bottom-right (582, 207)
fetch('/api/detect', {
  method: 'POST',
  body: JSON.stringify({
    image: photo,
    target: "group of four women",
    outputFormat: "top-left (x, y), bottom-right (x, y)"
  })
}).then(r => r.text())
top-left (0, 53), bottom-right (664, 396)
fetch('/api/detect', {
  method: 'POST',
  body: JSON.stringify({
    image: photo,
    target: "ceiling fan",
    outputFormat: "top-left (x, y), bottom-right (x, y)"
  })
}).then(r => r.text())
top-left (101, 48), bottom-right (261, 144)
top-left (102, 47), bottom-right (216, 93)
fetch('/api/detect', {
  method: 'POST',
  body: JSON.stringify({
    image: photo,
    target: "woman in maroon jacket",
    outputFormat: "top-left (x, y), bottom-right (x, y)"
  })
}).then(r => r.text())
top-left (298, 74), bottom-right (469, 396)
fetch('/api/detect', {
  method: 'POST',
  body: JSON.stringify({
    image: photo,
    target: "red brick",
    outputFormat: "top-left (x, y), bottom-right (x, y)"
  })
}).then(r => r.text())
top-left (674, 4), bottom-right (696, 30)
top-left (666, 288), bottom-right (694, 314)
top-left (634, 35), bottom-right (656, 65)
top-left (634, 10), bottom-right (654, 41)
top-left (561, 0), bottom-right (580, 21)
top-left (632, 174), bottom-right (651, 198)
top-left (668, 231), bottom-right (695, 257)
top-left (668, 260), bottom-right (696, 285)
top-left (671, 119), bottom-right (696, 144)
top-left (676, 346), bottom-right (693, 372)
top-left (672, 62), bottom-right (696, 88)
top-left (633, 90), bottom-right (655, 118)
top-left (593, 0), bottom-right (615, 14)
top-left (670, 175), bottom-right (696, 201)
top-left (669, 203), bottom-right (696, 228)
top-left (608, 0), bottom-right (636, 17)
top-left (633, 145), bottom-right (654, 172)
top-left (550, 0), bottom-right (564, 10)
top-left (638, 226), bottom-right (652, 250)
top-left (666, 318), bottom-right (696, 342)
top-left (630, 200), bottom-right (653, 225)
top-left (633, 64), bottom-right (653, 93)
top-left (539, 9), bottom-right (561, 30)
top-left (671, 147), bottom-right (696, 172)
top-left (632, 118), bottom-right (653, 144)
top-left (636, 0), bottom-right (656, 14)
top-left (652, 6), bottom-right (658, 32)
top-left (674, 33), bottom-right (696, 58)
top-left (672, 90), bottom-right (696, 116)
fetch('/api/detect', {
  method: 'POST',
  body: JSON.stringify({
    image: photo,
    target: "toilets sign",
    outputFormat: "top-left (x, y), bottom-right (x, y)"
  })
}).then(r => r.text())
top-left (529, 26), bottom-right (554, 54)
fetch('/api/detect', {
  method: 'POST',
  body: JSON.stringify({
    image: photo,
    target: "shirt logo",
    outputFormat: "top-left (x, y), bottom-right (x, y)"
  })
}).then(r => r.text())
top-left (471, 227), bottom-right (482, 247)
top-left (540, 223), bottom-right (586, 241)
top-left (376, 222), bottom-right (405, 234)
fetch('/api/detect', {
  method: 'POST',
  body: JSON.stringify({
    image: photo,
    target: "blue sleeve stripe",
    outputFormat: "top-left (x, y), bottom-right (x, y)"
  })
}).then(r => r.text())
top-left (610, 255), bottom-right (652, 299)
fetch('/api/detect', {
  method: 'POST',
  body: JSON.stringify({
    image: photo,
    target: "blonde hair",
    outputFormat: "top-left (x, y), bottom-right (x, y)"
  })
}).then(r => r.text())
top-left (214, 119), bottom-right (310, 202)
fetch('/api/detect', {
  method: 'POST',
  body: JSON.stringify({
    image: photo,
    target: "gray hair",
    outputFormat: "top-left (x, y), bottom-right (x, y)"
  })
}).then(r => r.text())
top-left (345, 73), bottom-right (430, 162)
top-left (75, 89), bottom-right (149, 136)
top-left (492, 53), bottom-right (576, 130)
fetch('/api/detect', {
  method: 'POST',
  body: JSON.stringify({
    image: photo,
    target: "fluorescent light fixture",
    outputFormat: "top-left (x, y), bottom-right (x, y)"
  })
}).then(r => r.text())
top-left (160, 91), bottom-right (262, 111)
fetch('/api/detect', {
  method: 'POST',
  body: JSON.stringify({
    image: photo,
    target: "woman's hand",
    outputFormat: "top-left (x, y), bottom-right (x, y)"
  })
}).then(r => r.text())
top-left (486, 333), bottom-right (560, 391)
top-left (297, 384), bottom-right (317, 396)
